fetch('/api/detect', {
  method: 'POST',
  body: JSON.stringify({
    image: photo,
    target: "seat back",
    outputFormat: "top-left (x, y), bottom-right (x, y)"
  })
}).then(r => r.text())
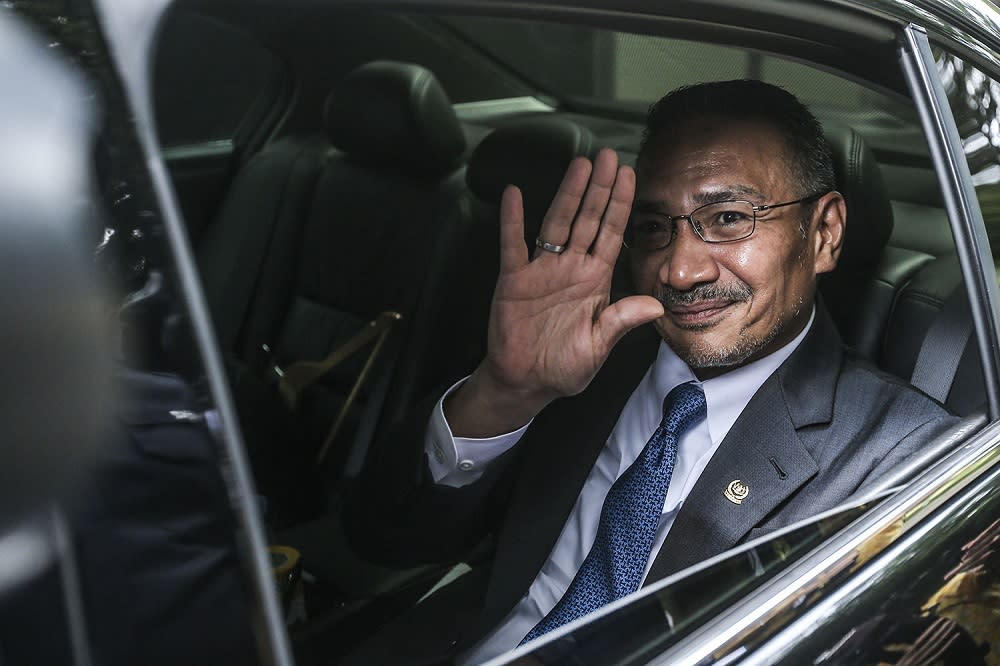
top-left (198, 60), bottom-right (468, 518)
top-left (818, 123), bottom-right (910, 361)
top-left (405, 115), bottom-right (600, 394)
top-left (881, 256), bottom-right (989, 415)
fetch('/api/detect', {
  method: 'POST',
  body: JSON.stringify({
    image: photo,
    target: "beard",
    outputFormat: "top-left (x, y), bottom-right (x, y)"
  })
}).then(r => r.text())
top-left (654, 282), bottom-right (787, 369)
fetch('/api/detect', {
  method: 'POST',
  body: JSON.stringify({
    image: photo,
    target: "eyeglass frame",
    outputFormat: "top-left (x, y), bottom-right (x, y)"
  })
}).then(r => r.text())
top-left (623, 191), bottom-right (830, 251)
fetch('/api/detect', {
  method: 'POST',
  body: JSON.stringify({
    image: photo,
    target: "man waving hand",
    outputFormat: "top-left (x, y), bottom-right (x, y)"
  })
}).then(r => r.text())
top-left (348, 80), bottom-right (956, 665)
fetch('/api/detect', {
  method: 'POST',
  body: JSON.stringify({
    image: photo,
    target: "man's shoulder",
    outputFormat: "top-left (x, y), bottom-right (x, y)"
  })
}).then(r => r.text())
top-left (840, 351), bottom-right (949, 410)
top-left (830, 351), bottom-right (955, 442)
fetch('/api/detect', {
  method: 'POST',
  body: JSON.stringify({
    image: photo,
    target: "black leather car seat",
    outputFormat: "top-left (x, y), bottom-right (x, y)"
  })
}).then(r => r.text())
top-left (419, 115), bottom-right (600, 378)
top-left (881, 255), bottom-right (991, 415)
top-left (197, 60), bottom-right (468, 522)
top-left (275, 115), bottom-right (603, 638)
top-left (818, 123), bottom-right (935, 362)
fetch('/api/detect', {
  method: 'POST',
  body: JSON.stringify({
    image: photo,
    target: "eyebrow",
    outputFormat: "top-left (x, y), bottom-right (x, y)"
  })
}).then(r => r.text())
top-left (634, 185), bottom-right (768, 214)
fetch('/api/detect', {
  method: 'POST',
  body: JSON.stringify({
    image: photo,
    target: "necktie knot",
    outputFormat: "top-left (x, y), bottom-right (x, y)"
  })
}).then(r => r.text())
top-left (662, 382), bottom-right (707, 437)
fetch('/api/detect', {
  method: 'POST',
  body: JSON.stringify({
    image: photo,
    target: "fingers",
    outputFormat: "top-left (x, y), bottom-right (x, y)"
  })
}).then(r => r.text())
top-left (534, 156), bottom-right (592, 258)
top-left (595, 295), bottom-right (664, 350)
top-left (534, 148), bottom-right (633, 266)
top-left (567, 148), bottom-right (620, 254)
top-left (500, 185), bottom-right (529, 272)
top-left (591, 165), bottom-right (635, 266)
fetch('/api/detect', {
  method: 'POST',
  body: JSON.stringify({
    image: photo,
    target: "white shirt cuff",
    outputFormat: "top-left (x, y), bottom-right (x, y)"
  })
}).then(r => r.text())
top-left (425, 378), bottom-right (532, 488)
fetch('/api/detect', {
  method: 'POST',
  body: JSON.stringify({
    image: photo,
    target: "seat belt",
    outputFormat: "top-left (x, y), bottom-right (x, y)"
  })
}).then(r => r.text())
top-left (271, 311), bottom-right (401, 411)
top-left (342, 331), bottom-right (403, 479)
top-left (313, 312), bottom-right (401, 465)
top-left (909, 284), bottom-right (974, 403)
top-left (263, 311), bottom-right (401, 466)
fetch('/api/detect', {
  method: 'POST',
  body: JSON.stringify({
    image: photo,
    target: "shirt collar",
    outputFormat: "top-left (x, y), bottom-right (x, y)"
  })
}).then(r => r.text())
top-left (650, 306), bottom-right (816, 445)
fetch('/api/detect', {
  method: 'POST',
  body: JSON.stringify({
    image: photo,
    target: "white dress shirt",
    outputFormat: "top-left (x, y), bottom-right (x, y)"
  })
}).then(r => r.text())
top-left (424, 309), bottom-right (815, 664)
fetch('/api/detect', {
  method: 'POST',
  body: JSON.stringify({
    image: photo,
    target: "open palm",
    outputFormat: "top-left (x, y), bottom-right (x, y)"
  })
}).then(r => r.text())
top-left (456, 149), bottom-right (664, 436)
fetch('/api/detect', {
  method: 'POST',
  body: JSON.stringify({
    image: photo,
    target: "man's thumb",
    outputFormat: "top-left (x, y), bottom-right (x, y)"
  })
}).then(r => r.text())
top-left (597, 295), bottom-right (664, 348)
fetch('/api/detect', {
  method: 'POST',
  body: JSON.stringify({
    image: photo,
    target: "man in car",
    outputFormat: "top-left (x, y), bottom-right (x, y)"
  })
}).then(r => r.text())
top-left (346, 80), bottom-right (956, 664)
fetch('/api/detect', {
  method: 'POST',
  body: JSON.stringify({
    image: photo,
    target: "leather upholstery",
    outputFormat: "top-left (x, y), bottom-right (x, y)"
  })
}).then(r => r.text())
top-left (825, 122), bottom-right (894, 270)
top-left (466, 115), bottom-right (596, 235)
top-left (881, 256), bottom-right (989, 415)
top-left (324, 60), bottom-right (466, 175)
top-left (820, 123), bottom-right (903, 360)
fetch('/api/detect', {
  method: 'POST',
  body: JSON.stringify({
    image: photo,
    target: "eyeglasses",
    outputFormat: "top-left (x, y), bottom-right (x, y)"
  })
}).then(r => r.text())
top-left (623, 192), bottom-right (826, 252)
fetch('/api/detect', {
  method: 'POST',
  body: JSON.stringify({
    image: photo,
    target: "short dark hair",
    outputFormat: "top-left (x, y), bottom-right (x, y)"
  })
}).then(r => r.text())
top-left (638, 80), bottom-right (835, 202)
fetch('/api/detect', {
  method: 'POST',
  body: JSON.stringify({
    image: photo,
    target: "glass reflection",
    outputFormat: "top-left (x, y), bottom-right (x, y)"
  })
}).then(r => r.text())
top-left (508, 501), bottom-right (876, 666)
top-left (936, 49), bottom-right (1000, 252)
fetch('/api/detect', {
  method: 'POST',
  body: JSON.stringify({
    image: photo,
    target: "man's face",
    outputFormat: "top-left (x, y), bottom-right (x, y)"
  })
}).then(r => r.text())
top-left (630, 117), bottom-right (843, 378)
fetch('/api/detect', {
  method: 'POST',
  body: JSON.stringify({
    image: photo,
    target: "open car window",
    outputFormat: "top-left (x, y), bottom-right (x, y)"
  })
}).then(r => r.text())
top-left (147, 4), bottom-right (992, 665)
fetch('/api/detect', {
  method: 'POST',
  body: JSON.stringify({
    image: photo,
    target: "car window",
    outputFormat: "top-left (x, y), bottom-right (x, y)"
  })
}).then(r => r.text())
top-left (153, 9), bottom-right (285, 151)
top-left (441, 16), bottom-right (927, 160)
top-left (161, 4), bottom-right (985, 663)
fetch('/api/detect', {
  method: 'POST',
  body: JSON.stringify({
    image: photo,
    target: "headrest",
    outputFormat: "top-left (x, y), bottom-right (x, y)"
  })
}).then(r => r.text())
top-left (466, 116), bottom-right (596, 231)
top-left (324, 60), bottom-right (466, 174)
top-left (818, 123), bottom-right (895, 358)
top-left (824, 122), bottom-right (893, 269)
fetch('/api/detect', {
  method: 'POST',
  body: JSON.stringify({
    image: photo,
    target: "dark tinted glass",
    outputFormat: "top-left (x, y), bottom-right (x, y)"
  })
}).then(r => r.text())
top-left (508, 500), bottom-right (878, 666)
top-left (154, 10), bottom-right (284, 147)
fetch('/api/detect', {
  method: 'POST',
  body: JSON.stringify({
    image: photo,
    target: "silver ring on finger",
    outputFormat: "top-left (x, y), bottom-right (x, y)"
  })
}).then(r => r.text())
top-left (535, 237), bottom-right (567, 254)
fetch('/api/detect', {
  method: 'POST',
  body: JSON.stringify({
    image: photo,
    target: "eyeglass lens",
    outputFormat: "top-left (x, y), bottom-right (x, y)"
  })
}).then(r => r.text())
top-left (625, 200), bottom-right (755, 251)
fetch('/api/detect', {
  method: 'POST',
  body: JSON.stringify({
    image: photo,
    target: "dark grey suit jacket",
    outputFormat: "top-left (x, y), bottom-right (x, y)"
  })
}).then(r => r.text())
top-left (346, 305), bottom-right (956, 664)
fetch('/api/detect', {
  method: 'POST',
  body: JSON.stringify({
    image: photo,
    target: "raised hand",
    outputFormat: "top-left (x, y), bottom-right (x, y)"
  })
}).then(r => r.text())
top-left (445, 148), bottom-right (664, 438)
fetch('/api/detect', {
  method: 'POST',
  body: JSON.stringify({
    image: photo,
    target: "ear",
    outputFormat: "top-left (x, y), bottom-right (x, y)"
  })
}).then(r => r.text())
top-left (811, 191), bottom-right (846, 275)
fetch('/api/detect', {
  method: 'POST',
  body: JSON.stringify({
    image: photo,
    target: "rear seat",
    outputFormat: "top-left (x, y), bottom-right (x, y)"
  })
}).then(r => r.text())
top-left (197, 60), bottom-right (468, 522)
top-left (818, 124), bottom-right (933, 362)
top-left (277, 116), bottom-right (602, 643)
top-left (881, 255), bottom-right (990, 416)
top-left (818, 124), bottom-right (989, 416)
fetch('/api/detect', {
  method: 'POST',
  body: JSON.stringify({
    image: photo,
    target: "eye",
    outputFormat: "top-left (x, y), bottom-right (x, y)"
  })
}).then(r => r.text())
top-left (709, 209), bottom-right (753, 227)
top-left (630, 217), bottom-right (670, 234)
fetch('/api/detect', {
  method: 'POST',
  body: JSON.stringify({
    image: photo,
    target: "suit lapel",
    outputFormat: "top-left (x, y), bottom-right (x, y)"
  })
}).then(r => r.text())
top-left (647, 306), bottom-right (843, 581)
top-left (474, 328), bottom-right (659, 638)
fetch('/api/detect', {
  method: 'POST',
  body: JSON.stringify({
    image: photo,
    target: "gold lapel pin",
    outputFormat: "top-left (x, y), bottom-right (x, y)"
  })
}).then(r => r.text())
top-left (725, 479), bottom-right (749, 505)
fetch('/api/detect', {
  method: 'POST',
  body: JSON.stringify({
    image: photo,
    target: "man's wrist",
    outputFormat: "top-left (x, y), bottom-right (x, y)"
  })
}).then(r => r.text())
top-left (443, 366), bottom-right (551, 438)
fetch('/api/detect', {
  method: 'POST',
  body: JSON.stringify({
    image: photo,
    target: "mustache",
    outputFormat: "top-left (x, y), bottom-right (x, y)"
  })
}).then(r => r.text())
top-left (656, 283), bottom-right (754, 308)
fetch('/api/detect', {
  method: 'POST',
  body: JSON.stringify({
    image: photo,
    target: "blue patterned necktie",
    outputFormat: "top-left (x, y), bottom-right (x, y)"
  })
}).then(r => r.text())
top-left (520, 381), bottom-right (707, 645)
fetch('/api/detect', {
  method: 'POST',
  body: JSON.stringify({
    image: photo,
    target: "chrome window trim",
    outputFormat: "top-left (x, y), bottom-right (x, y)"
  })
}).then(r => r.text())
top-left (740, 445), bottom-right (1000, 665)
top-left (89, 1), bottom-right (293, 664)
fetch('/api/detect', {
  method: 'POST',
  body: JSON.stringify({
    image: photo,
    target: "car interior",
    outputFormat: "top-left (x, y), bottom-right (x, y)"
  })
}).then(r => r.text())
top-left (150, 2), bottom-right (999, 661)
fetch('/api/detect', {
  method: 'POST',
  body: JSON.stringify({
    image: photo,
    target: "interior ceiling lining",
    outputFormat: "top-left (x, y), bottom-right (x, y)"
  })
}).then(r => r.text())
top-left (185, 0), bottom-right (909, 98)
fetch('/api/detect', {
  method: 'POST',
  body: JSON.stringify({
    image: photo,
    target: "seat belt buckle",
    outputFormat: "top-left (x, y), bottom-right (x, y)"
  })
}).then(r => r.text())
top-left (260, 343), bottom-right (286, 387)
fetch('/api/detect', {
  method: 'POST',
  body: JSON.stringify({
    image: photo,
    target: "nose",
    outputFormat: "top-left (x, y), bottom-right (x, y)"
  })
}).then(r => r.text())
top-left (657, 219), bottom-right (720, 291)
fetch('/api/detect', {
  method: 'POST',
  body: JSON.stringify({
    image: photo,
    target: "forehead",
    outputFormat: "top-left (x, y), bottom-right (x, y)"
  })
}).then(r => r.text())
top-left (636, 117), bottom-right (794, 198)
